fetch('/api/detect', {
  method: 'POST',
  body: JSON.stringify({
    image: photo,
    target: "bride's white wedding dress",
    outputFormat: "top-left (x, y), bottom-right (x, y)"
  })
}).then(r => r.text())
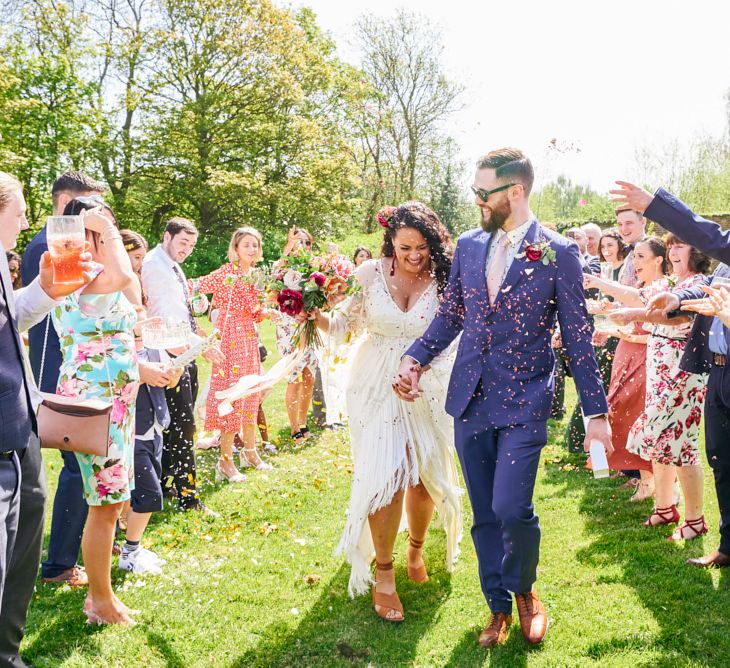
top-left (326, 258), bottom-right (462, 596)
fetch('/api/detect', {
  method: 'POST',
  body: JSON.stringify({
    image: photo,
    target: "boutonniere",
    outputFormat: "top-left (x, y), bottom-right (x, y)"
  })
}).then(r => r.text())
top-left (516, 240), bottom-right (557, 266)
top-left (666, 275), bottom-right (677, 289)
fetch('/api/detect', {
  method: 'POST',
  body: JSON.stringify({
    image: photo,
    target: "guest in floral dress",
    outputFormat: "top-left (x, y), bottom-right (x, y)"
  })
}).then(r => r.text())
top-left (276, 227), bottom-right (318, 443)
top-left (616, 236), bottom-right (712, 539)
top-left (52, 198), bottom-right (139, 626)
top-left (193, 227), bottom-right (273, 477)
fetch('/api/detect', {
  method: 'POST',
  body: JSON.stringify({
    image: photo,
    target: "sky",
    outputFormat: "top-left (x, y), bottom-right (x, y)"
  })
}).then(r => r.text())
top-left (291, 0), bottom-right (730, 194)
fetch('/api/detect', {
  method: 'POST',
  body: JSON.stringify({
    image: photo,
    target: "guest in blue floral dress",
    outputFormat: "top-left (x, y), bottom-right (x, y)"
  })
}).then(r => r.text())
top-left (52, 197), bottom-right (139, 626)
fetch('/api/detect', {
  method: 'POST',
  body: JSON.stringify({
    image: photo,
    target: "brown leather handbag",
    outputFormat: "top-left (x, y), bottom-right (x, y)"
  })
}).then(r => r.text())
top-left (37, 393), bottom-right (112, 456)
top-left (35, 317), bottom-right (113, 457)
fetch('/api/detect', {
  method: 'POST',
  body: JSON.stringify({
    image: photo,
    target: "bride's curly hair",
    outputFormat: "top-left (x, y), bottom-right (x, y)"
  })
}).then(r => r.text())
top-left (379, 201), bottom-right (453, 295)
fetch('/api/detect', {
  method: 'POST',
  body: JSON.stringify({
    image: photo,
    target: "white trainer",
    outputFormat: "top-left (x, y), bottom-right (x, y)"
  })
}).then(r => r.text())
top-left (119, 548), bottom-right (163, 575)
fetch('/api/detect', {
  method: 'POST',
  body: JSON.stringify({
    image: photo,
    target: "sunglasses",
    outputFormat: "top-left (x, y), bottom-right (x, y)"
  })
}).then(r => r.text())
top-left (470, 183), bottom-right (517, 202)
top-left (74, 195), bottom-right (108, 208)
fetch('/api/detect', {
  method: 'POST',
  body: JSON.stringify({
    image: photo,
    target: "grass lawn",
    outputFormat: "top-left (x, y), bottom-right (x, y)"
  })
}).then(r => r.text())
top-left (20, 321), bottom-right (730, 667)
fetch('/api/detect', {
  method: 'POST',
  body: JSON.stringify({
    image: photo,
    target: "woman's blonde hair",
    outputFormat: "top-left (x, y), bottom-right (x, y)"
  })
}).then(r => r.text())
top-left (228, 226), bottom-right (263, 263)
top-left (0, 172), bottom-right (22, 213)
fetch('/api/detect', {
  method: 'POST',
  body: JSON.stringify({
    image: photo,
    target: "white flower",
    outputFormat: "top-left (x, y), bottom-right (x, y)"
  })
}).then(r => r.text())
top-left (283, 269), bottom-right (303, 290)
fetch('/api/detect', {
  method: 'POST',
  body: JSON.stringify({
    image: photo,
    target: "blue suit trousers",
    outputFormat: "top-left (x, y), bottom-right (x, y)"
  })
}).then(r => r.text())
top-left (454, 389), bottom-right (547, 614)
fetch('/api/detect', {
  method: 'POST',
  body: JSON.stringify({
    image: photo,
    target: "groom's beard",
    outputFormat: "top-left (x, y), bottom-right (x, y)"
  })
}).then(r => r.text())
top-left (480, 199), bottom-right (511, 234)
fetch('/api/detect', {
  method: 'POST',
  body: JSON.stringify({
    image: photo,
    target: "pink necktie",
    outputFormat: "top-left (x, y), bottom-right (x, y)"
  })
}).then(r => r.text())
top-left (487, 235), bottom-right (510, 304)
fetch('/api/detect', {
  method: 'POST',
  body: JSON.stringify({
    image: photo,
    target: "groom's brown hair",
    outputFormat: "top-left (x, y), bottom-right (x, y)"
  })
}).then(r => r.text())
top-left (476, 148), bottom-right (534, 196)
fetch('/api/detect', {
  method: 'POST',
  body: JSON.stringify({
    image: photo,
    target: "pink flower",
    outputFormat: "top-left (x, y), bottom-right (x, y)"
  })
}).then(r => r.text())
top-left (57, 379), bottom-right (78, 397)
top-left (111, 398), bottom-right (127, 424)
top-left (310, 272), bottom-right (326, 287)
top-left (119, 383), bottom-right (138, 405)
top-left (578, 198), bottom-right (588, 207)
top-left (95, 463), bottom-right (127, 497)
top-left (327, 255), bottom-right (355, 280)
top-left (76, 339), bottom-right (109, 363)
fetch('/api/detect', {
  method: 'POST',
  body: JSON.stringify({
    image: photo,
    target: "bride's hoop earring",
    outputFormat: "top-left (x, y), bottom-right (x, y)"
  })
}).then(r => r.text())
top-left (390, 256), bottom-right (396, 276)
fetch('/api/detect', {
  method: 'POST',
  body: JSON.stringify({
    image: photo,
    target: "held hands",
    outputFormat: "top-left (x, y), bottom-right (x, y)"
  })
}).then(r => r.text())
top-left (584, 416), bottom-right (614, 458)
top-left (38, 247), bottom-right (95, 300)
top-left (608, 181), bottom-right (654, 213)
top-left (393, 356), bottom-right (425, 402)
top-left (646, 291), bottom-right (680, 317)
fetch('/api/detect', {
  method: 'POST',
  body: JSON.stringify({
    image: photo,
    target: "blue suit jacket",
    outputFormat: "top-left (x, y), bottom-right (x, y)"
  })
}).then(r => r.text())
top-left (21, 227), bottom-right (62, 392)
top-left (406, 220), bottom-right (608, 425)
top-left (135, 348), bottom-right (171, 437)
top-left (644, 187), bottom-right (730, 372)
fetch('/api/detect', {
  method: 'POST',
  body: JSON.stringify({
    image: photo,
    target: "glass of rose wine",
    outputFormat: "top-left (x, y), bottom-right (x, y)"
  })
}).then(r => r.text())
top-left (47, 216), bottom-right (86, 284)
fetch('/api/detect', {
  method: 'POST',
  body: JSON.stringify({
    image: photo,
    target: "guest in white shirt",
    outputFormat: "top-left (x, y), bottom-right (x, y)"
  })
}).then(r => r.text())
top-left (141, 217), bottom-right (222, 514)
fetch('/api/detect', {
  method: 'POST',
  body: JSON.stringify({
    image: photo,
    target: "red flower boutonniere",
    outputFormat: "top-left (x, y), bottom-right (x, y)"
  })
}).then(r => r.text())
top-left (517, 240), bottom-right (556, 266)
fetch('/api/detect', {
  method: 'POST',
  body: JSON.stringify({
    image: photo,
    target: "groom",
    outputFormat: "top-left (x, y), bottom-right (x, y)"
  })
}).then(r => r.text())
top-left (395, 148), bottom-right (612, 647)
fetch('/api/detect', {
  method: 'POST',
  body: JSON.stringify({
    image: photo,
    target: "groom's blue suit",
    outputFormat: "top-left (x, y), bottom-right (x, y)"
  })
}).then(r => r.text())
top-left (406, 219), bottom-right (607, 613)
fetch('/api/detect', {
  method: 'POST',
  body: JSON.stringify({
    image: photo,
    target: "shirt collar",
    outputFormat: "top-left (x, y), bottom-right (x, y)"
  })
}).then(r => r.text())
top-left (153, 244), bottom-right (180, 271)
top-left (495, 217), bottom-right (533, 248)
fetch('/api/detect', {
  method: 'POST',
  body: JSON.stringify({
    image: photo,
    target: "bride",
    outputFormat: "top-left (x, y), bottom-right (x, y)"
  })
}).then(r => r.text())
top-left (310, 202), bottom-right (462, 622)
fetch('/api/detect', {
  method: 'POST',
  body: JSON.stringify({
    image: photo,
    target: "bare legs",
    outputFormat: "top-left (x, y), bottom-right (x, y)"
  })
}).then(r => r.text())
top-left (285, 367), bottom-right (315, 439)
top-left (218, 431), bottom-right (242, 477)
top-left (654, 462), bottom-right (704, 521)
top-left (84, 503), bottom-right (133, 624)
top-left (239, 423), bottom-right (265, 467)
top-left (631, 469), bottom-right (655, 502)
top-left (368, 481), bottom-right (435, 620)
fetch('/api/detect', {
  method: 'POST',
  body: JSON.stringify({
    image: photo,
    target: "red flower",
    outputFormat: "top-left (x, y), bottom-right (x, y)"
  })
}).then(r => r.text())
top-left (525, 244), bottom-right (543, 261)
top-left (277, 288), bottom-right (304, 316)
top-left (310, 271), bottom-right (326, 287)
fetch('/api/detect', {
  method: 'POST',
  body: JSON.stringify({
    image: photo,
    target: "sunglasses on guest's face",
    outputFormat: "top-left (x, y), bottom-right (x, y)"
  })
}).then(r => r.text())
top-left (470, 183), bottom-right (517, 202)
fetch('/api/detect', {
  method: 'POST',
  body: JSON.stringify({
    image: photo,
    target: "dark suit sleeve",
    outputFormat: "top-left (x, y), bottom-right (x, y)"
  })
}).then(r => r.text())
top-left (405, 238), bottom-right (465, 366)
top-left (645, 188), bottom-right (730, 265)
top-left (555, 242), bottom-right (608, 415)
top-left (21, 237), bottom-right (45, 286)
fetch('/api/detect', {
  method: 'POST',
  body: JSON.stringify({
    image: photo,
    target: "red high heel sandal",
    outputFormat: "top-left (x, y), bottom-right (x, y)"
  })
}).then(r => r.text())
top-left (669, 516), bottom-right (708, 541)
top-left (643, 504), bottom-right (680, 527)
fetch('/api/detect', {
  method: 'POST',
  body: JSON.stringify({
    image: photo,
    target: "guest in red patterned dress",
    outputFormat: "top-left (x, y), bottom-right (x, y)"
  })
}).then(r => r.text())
top-left (193, 227), bottom-right (273, 480)
top-left (614, 237), bottom-right (711, 539)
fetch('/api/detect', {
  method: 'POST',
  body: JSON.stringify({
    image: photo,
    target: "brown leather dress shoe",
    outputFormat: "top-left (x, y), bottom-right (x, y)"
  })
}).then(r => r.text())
top-left (686, 550), bottom-right (730, 568)
top-left (515, 589), bottom-right (548, 645)
top-left (42, 565), bottom-right (88, 587)
top-left (478, 612), bottom-right (513, 647)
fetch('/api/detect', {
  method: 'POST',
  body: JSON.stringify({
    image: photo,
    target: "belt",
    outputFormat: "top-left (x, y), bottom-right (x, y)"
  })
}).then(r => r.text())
top-left (0, 451), bottom-right (15, 460)
top-left (714, 354), bottom-right (726, 367)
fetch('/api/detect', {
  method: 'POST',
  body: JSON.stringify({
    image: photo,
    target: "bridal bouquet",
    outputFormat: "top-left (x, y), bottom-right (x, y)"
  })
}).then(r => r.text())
top-left (265, 251), bottom-right (359, 348)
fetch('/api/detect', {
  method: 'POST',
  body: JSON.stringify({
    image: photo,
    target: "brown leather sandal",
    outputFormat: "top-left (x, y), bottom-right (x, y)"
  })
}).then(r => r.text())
top-left (372, 561), bottom-right (404, 622)
top-left (406, 534), bottom-right (429, 583)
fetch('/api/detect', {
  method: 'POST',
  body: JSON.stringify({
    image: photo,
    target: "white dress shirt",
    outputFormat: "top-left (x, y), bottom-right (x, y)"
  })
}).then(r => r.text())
top-left (141, 244), bottom-right (192, 323)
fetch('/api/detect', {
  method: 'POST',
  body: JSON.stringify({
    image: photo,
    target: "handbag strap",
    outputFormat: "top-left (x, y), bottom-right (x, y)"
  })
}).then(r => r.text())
top-left (37, 314), bottom-right (51, 388)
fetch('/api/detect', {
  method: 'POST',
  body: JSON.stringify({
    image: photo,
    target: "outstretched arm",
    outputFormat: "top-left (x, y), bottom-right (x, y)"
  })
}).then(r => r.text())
top-left (612, 182), bottom-right (730, 266)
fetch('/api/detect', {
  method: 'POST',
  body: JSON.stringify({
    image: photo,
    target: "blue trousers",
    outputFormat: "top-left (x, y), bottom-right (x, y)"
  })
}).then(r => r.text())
top-left (41, 450), bottom-right (88, 578)
top-left (454, 393), bottom-right (547, 615)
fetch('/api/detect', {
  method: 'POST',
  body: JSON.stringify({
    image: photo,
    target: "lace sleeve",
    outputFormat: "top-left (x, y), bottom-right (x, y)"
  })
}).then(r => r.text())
top-left (325, 261), bottom-right (375, 344)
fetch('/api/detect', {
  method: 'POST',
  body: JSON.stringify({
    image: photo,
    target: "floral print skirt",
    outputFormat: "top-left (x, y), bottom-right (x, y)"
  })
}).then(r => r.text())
top-left (626, 335), bottom-right (707, 467)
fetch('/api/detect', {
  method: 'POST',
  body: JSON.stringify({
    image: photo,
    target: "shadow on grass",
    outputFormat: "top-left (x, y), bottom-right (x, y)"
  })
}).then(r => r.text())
top-left (233, 542), bottom-right (453, 668)
top-left (542, 455), bottom-right (730, 664)
top-left (443, 624), bottom-right (535, 668)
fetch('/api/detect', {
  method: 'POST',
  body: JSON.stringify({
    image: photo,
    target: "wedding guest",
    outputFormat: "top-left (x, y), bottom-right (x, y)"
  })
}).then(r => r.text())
top-left (612, 235), bottom-right (711, 538)
top-left (118, 230), bottom-right (181, 574)
top-left (193, 226), bottom-right (273, 476)
top-left (51, 198), bottom-right (138, 625)
top-left (612, 181), bottom-right (730, 569)
top-left (142, 218), bottom-right (222, 513)
top-left (585, 236), bottom-right (667, 501)
top-left (564, 230), bottom-right (628, 452)
top-left (277, 227), bottom-right (318, 443)
top-left (353, 246), bottom-right (372, 267)
top-left (615, 206), bottom-right (647, 285)
top-left (582, 222), bottom-right (602, 259)
top-left (22, 172), bottom-right (105, 589)
top-left (0, 172), bottom-right (93, 664)
top-left (6, 251), bottom-right (21, 289)
top-left (311, 203), bottom-right (462, 622)
top-left (565, 227), bottom-right (600, 274)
